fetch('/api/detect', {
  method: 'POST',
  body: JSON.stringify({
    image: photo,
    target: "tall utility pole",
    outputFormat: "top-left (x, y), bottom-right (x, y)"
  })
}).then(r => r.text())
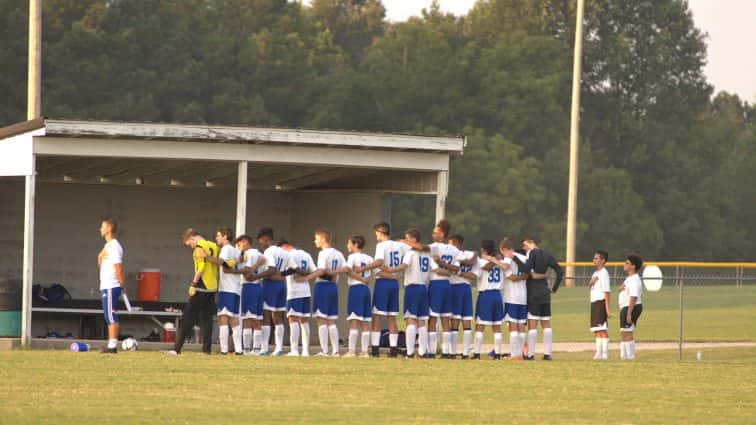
top-left (565, 0), bottom-right (585, 287)
top-left (28, 0), bottom-right (42, 120)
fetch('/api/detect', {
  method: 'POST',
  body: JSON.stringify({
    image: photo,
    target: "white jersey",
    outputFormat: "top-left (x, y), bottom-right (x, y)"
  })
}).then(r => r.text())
top-left (476, 258), bottom-right (503, 292)
top-left (502, 257), bottom-right (526, 304)
top-left (218, 244), bottom-right (241, 295)
top-left (590, 268), bottom-right (611, 302)
top-left (264, 245), bottom-right (290, 278)
top-left (99, 239), bottom-right (123, 290)
top-left (619, 274), bottom-right (643, 308)
top-left (402, 250), bottom-right (435, 286)
top-left (241, 248), bottom-right (266, 284)
top-left (451, 250), bottom-right (475, 285)
top-left (316, 247), bottom-right (346, 283)
top-left (374, 240), bottom-right (410, 270)
top-left (286, 249), bottom-right (316, 300)
top-left (347, 252), bottom-right (374, 286)
top-left (429, 242), bottom-right (460, 281)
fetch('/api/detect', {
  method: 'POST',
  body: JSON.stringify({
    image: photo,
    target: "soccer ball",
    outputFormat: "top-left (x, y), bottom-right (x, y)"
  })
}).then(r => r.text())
top-left (121, 337), bottom-right (139, 351)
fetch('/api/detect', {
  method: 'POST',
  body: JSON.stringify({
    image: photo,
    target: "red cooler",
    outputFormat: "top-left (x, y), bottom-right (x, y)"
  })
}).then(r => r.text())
top-left (137, 269), bottom-right (160, 301)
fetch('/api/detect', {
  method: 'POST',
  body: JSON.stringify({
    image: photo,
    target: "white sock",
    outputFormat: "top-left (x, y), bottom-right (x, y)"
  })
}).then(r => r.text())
top-left (274, 324), bottom-right (285, 353)
top-left (361, 331), bottom-right (370, 354)
top-left (108, 338), bottom-right (118, 349)
top-left (348, 329), bottom-right (359, 354)
top-left (219, 325), bottom-right (230, 353)
top-left (595, 337), bottom-right (602, 356)
top-left (253, 329), bottom-right (262, 351)
top-left (232, 324), bottom-right (242, 353)
top-left (329, 324), bottom-right (339, 355)
top-left (510, 331), bottom-right (520, 357)
top-left (451, 331), bottom-right (459, 355)
top-left (318, 325), bottom-right (329, 354)
top-left (463, 330), bottom-right (472, 356)
top-left (442, 332), bottom-right (451, 355)
top-left (601, 338), bottom-right (609, 357)
top-left (371, 331), bottom-right (381, 347)
top-left (628, 340), bottom-right (635, 359)
top-left (406, 324), bottom-right (417, 356)
top-left (389, 333), bottom-right (398, 348)
top-left (518, 332), bottom-right (526, 354)
top-left (543, 328), bottom-right (553, 355)
top-left (620, 341), bottom-right (627, 359)
top-left (418, 326), bottom-right (428, 356)
top-left (428, 332), bottom-right (437, 355)
top-left (261, 325), bottom-right (271, 353)
top-left (289, 322), bottom-right (301, 354)
top-left (301, 323), bottom-right (310, 355)
top-left (473, 331), bottom-right (483, 354)
top-left (527, 329), bottom-right (538, 356)
top-left (493, 332), bottom-right (502, 355)
top-left (243, 328), bottom-right (253, 352)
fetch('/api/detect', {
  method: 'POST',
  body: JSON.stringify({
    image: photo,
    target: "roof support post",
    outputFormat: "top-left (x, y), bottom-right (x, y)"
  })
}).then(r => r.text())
top-left (235, 161), bottom-right (248, 236)
top-left (435, 170), bottom-right (448, 224)
top-left (21, 156), bottom-right (36, 347)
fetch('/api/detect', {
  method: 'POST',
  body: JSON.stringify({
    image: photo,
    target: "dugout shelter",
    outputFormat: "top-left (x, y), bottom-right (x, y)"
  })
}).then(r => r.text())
top-left (0, 118), bottom-right (464, 347)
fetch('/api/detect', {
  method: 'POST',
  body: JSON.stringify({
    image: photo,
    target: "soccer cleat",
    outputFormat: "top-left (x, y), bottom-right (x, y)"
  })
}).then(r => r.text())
top-left (258, 351), bottom-right (270, 357)
top-left (272, 350), bottom-right (285, 357)
top-left (343, 352), bottom-right (357, 358)
top-left (461, 355), bottom-right (469, 360)
top-left (161, 350), bottom-right (179, 356)
top-left (487, 349), bottom-right (496, 359)
top-left (492, 354), bottom-right (502, 360)
top-left (471, 353), bottom-right (481, 360)
top-left (371, 346), bottom-right (380, 357)
top-left (593, 352), bottom-right (602, 360)
top-left (331, 352), bottom-right (340, 358)
top-left (359, 353), bottom-right (370, 358)
top-left (286, 351), bottom-right (300, 357)
top-left (315, 351), bottom-right (330, 357)
top-left (543, 354), bottom-right (553, 361)
top-left (600, 353), bottom-right (608, 360)
top-left (389, 347), bottom-right (399, 358)
top-left (301, 352), bottom-right (310, 357)
top-left (101, 347), bottom-right (117, 354)
top-left (220, 351), bottom-right (229, 355)
top-left (423, 353), bottom-right (435, 359)
top-left (502, 353), bottom-right (511, 358)
top-left (234, 352), bottom-right (244, 356)
top-left (523, 355), bottom-right (535, 361)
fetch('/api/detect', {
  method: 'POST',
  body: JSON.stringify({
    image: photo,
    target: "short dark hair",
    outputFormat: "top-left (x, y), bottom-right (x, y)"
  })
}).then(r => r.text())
top-left (277, 239), bottom-right (291, 247)
top-left (626, 253), bottom-right (643, 272)
top-left (256, 227), bottom-right (274, 239)
top-left (405, 228), bottom-right (421, 242)
top-left (349, 235), bottom-right (365, 249)
top-left (234, 235), bottom-right (253, 245)
top-left (595, 250), bottom-right (609, 262)
top-left (520, 235), bottom-right (536, 244)
top-left (102, 218), bottom-right (118, 235)
top-left (435, 219), bottom-right (451, 237)
top-left (374, 222), bottom-right (390, 235)
top-left (216, 226), bottom-right (234, 242)
top-left (448, 234), bottom-right (464, 244)
top-left (182, 228), bottom-right (200, 241)
top-left (481, 240), bottom-right (496, 256)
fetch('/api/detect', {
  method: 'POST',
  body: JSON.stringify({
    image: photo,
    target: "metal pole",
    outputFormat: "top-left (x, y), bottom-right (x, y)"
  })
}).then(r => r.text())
top-left (565, 0), bottom-right (585, 288)
top-left (677, 266), bottom-right (683, 360)
top-left (235, 161), bottom-right (248, 236)
top-left (21, 158), bottom-right (37, 348)
top-left (435, 170), bottom-right (448, 223)
top-left (27, 0), bottom-right (42, 120)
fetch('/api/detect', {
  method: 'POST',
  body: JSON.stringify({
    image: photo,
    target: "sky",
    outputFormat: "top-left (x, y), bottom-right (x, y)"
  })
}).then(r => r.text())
top-left (304, 0), bottom-right (756, 102)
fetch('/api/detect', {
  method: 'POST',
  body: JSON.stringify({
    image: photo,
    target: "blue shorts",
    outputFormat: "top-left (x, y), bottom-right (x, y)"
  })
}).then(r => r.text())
top-left (504, 303), bottom-right (528, 323)
top-left (287, 297), bottom-right (311, 318)
top-left (475, 290), bottom-right (504, 325)
top-left (100, 287), bottom-right (122, 325)
top-left (313, 281), bottom-right (338, 319)
top-left (451, 284), bottom-right (473, 321)
top-left (428, 280), bottom-right (452, 317)
top-left (372, 278), bottom-right (399, 316)
top-left (217, 292), bottom-right (240, 316)
top-left (240, 283), bottom-right (264, 320)
top-left (347, 285), bottom-right (372, 322)
top-left (403, 284), bottom-right (429, 320)
top-left (262, 279), bottom-right (286, 312)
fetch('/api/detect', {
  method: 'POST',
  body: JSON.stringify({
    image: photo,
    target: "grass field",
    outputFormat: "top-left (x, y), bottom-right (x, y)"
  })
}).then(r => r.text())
top-left (1, 347), bottom-right (755, 424)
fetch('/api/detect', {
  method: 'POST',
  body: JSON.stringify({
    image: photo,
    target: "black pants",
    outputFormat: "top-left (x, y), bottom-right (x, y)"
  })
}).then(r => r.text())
top-left (174, 291), bottom-right (215, 354)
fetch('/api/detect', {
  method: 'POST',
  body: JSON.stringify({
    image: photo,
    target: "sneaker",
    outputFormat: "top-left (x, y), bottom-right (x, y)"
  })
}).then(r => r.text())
top-left (101, 347), bottom-right (117, 354)
top-left (272, 350), bottom-right (285, 357)
top-left (315, 351), bottom-right (330, 357)
top-left (543, 354), bottom-right (553, 361)
top-left (286, 351), bottom-right (300, 357)
top-left (162, 350), bottom-right (179, 356)
top-left (523, 355), bottom-right (535, 361)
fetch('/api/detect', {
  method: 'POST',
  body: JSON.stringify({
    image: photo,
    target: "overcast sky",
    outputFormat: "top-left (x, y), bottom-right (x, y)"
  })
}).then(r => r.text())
top-left (304, 0), bottom-right (756, 102)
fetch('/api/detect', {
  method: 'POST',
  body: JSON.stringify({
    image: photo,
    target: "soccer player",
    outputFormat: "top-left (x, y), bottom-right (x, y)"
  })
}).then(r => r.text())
top-left (619, 254), bottom-right (643, 360)
top-left (281, 241), bottom-right (317, 357)
top-left (97, 218), bottom-right (124, 354)
top-left (313, 228), bottom-right (347, 356)
top-left (344, 235), bottom-right (374, 357)
top-left (448, 235), bottom-right (475, 358)
top-left (426, 220), bottom-right (460, 358)
top-left (234, 235), bottom-right (267, 355)
top-left (383, 228), bottom-right (437, 359)
top-left (460, 240), bottom-right (504, 359)
top-left (167, 228), bottom-right (218, 355)
top-left (245, 227), bottom-right (289, 356)
top-left (354, 222), bottom-right (409, 357)
top-left (589, 250), bottom-right (611, 360)
top-left (520, 236), bottom-right (564, 360)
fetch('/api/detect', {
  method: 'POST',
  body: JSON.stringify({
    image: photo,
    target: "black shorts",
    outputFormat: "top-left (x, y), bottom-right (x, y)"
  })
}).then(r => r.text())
top-left (620, 305), bottom-right (643, 331)
top-left (590, 300), bottom-right (608, 332)
top-left (527, 302), bottom-right (551, 320)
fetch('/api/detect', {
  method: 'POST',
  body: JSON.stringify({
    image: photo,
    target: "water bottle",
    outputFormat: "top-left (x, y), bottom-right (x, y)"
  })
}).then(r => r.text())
top-left (70, 342), bottom-right (90, 352)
